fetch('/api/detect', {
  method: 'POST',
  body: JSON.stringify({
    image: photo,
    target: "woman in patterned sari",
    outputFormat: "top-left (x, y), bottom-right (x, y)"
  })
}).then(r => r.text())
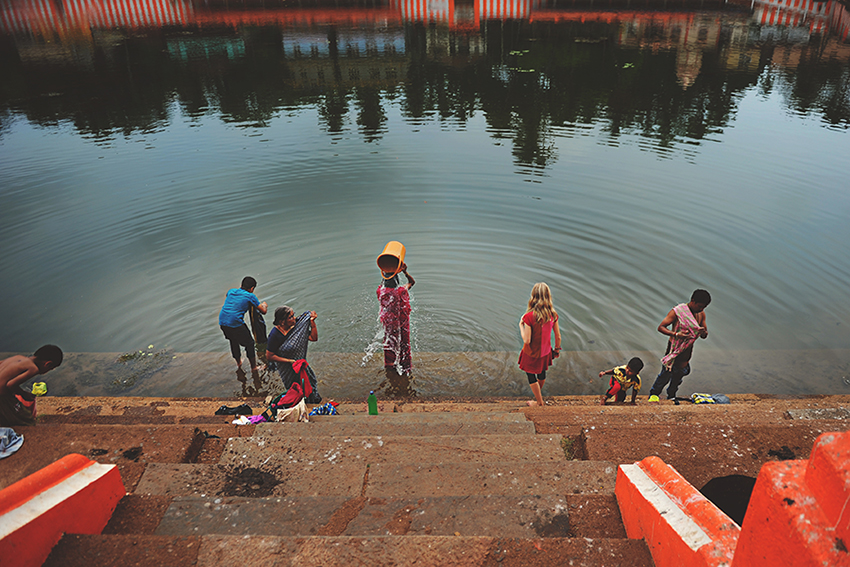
top-left (266, 306), bottom-right (322, 404)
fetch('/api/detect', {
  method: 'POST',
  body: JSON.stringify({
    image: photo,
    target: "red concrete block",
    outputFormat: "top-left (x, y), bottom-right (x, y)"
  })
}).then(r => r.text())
top-left (805, 431), bottom-right (850, 543)
top-left (732, 432), bottom-right (850, 567)
top-left (616, 456), bottom-right (739, 567)
top-left (0, 453), bottom-right (125, 567)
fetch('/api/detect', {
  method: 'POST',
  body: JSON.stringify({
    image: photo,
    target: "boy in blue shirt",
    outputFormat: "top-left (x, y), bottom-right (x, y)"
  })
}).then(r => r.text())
top-left (219, 276), bottom-right (267, 371)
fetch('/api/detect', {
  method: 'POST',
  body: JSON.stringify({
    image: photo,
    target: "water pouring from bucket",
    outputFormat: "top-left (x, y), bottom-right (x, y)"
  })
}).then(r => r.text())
top-left (376, 241), bottom-right (415, 376)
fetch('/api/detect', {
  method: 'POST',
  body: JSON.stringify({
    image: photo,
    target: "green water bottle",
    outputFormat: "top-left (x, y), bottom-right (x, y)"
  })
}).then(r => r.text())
top-left (368, 390), bottom-right (378, 415)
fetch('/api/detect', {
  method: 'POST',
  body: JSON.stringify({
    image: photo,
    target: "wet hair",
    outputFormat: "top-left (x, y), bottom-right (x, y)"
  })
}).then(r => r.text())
top-left (241, 276), bottom-right (257, 291)
top-left (273, 306), bottom-right (294, 326)
top-left (381, 274), bottom-right (400, 288)
top-left (34, 344), bottom-right (63, 367)
top-left (527, 283), bottom-right (557, 324)
top-left (691, 289), bottom-right (711, 306)
top-left (627, 357), bottom-right (644, 373)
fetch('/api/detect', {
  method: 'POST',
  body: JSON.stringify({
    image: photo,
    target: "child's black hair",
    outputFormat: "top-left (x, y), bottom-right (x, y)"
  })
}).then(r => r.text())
top-left (691, 289), bottom-right (711, 305)
top-left (241, 276), bottom-right (257, 291)
top-left (381, 273), bottom-right (400, 288)
top-left (34, 344), bottom-right (63, 367)
top-left (627, 357), bottom-right (644, 372)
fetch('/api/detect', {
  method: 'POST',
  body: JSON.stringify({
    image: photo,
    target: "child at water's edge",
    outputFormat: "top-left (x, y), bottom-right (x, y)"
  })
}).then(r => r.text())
top-left (599, 357), bottom-right (644, 405)
top-left (518, 283), bottom-right (561, 407)
top-left (0, 345), bottom-right (63, 426)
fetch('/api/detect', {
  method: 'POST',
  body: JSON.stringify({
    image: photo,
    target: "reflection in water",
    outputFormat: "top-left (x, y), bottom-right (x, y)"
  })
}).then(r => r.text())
top-left (1, 0), bottom-right (848, 165)
top-left (378, 366), bottom-right (418, 398)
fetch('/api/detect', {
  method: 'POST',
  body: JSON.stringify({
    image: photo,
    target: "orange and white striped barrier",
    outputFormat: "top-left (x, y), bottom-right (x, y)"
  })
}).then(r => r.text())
top-left (0, 453), bottom-right (124, 567)
top-left (615, 456), bottom-right (740, 567)
top-left (731, 431), bottom-right (850, 567)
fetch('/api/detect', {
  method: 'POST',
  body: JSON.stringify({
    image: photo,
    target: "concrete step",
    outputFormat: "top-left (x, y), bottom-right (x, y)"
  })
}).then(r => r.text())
top-left (135, 462), bottom-right (365, 498)
top-left (153, 494), bottom-right (626, 539)
top-left (0, 423), bottom-right (252, 493)
top-left (37, 415), bottom-right (239, 425)
top-left (309, 412), bottom-right (527, 423)
top-left (255, 419), bottom-right (537, 436)
top-left (43, 534), bottom-right (653, 566)
top-left (221, 434), bottom-right (567, 467)
top-left (364, 461), bottom-right (616, 497)
top-left (134, 461), bottom-right (616, 498)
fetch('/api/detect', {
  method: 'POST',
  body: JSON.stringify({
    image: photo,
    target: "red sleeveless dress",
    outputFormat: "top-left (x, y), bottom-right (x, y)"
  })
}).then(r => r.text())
top-left (518, 311), bottom-right (557, 375)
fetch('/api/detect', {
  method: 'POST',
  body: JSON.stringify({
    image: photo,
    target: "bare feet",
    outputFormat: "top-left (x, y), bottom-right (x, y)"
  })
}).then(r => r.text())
top-left (599, 395), bottom-right (607, 406)
top-left (526, 400), bottom-right (539, 407)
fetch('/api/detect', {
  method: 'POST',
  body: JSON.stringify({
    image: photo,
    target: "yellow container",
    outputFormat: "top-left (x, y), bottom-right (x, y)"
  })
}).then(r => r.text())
top-left (377, 241), bottom-right (406, 279)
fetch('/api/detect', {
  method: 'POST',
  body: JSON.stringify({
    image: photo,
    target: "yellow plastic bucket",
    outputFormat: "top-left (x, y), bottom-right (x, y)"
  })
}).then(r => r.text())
top-left (377, 241), bottom-right (406, 279)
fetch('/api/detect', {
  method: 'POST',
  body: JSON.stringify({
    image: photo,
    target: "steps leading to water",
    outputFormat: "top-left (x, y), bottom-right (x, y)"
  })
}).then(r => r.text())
top-left (43, 534), bottom-right (652, 567)
top-left (41, 408), bottom-right (651, 566)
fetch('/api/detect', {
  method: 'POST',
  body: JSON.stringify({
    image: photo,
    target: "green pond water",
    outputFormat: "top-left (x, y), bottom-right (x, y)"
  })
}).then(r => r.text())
top-left (1, 0), bottom-right (849, 398)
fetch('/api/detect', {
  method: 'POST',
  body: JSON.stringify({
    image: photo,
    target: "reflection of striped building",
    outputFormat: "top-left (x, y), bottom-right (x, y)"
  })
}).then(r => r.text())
top-left (752, 0), bottom-right (830, 34)
top-left (829, 0), bottom-right (850, 41)
top-left (2, 0), bottom-right (848, 41)
top-left (394, 0), bottom-right (454, 22)
top-left (477, 0), bottom-right (537, 20)
top-left (0, 0), bottom-right (192, 34)
top-left (391, 0), bottom-right (538, 24)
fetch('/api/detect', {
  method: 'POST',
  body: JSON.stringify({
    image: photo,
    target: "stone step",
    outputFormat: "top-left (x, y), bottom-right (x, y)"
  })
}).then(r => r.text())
top-left (255, 419), bottom-right (536, 436)
top-left (153, 494), bottom-right (626, 539)
top-left (221, 434), bottom-right (566, 467)
top-left (37, 415), bottom-right (237, 425)
top-left (134, 461), bottom-right (616, 499)
top-left (43, 534), bottom-right (653, 567)
top-left (365, 461), bottom-right (616, 497)
top-left (309, 412), bottom-right (527, 423)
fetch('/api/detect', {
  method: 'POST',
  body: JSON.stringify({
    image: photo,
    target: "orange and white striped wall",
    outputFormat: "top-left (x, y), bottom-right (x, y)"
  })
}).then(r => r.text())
top-left (0, 453), bottom-right (125, 567)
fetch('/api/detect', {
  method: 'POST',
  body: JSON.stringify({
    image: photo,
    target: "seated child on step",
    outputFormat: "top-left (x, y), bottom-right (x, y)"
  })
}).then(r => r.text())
top-left (598, 357), bottom-right (643, 405)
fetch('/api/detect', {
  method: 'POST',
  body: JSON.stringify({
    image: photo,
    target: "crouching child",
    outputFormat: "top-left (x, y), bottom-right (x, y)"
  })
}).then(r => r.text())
top-left (598, 357), bottom-right (643, 405)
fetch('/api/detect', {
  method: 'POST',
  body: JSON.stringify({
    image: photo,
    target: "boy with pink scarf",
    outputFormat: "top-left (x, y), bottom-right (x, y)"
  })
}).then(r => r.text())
top-left (648, 289), bottom-right (711, 402)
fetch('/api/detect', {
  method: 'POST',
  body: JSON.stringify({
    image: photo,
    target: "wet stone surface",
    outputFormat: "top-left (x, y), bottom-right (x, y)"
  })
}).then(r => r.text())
top-left (221, 467), bottom-right (282, 498)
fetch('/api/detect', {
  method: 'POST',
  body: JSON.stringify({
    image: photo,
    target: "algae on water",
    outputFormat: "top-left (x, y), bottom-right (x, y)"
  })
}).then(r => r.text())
top-left (111, 345), bottom-right (173, 390)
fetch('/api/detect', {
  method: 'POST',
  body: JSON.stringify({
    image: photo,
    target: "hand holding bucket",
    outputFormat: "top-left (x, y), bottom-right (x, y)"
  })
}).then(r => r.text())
top-left (377, 241), bottom-right (406, 279)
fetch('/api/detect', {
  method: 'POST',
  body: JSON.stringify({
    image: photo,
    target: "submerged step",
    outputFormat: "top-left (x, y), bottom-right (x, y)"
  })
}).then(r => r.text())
top-left (43, 534), bottom-right (653, 567)
top-left (254, 419), bottom-right (536, 436)
top-left (221, 434), bottom-right (566, 467)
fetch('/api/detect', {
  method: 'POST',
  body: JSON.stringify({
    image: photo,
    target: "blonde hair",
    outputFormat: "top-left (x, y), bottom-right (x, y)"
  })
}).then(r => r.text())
top-left (527, 282), bottom-right (557, 324)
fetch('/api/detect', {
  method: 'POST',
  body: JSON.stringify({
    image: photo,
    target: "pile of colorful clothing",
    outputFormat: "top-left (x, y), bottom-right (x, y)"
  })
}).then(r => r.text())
top-left (308, 402), bottom-right (339, 416)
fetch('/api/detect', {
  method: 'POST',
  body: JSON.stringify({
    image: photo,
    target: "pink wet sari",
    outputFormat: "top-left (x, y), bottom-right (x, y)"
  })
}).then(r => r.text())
top-left (660, 303), bottom-right (702, 371)
top-left (377, 285), bottom-right (412, 374)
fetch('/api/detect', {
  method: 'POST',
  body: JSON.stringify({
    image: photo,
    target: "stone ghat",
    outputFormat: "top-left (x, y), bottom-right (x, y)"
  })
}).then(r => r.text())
top-left (3, 394), bottom-right (850, 566)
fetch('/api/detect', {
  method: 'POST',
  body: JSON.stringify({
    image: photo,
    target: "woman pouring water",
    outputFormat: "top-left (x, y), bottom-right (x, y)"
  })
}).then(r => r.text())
top-left (378, 262), bottom-right (415, 375)
top-left (376, 241), bottom-right (415, 375)
top-left (266, 306), bottom-right (322, 404)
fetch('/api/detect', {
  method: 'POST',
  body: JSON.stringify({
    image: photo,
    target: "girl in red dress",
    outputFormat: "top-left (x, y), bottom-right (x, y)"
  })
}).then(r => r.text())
top-left (518, 282), bottom-right (562, 407)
